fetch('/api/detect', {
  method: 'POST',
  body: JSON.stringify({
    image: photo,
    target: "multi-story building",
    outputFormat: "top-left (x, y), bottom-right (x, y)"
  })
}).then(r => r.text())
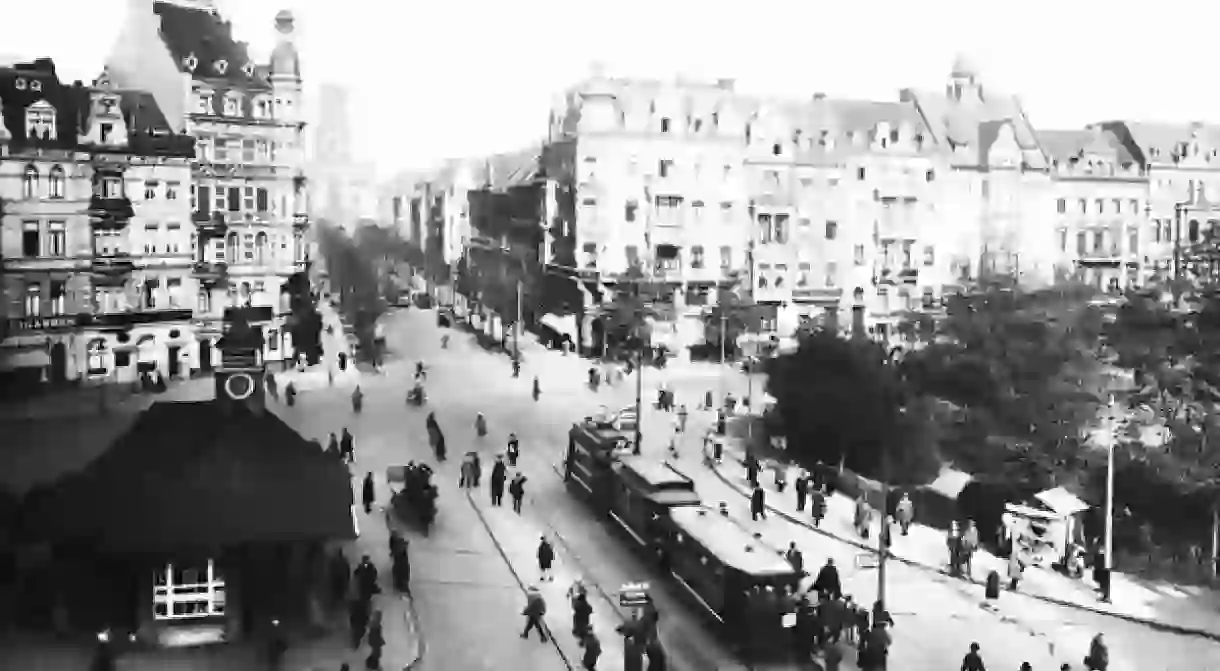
top-left (1096, 121), bottom-right (1220, 286)
top-left (0, 59), bottom-right (196, 390)
top-left (742, 96), bottom-right (955, 340)
top-left (107, 0), bottom-right (312, 368)
top-left (542, 74), bottom-right (754, 352)
top-left (903, 57), bottom-right (1056, 287)
top-left (1039, 127), bottom-right (1149, 291)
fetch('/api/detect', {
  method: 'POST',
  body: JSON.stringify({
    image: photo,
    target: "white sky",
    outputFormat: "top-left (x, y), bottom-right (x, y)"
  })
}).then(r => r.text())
top-left (5, 0), bottom-right (1217, 180)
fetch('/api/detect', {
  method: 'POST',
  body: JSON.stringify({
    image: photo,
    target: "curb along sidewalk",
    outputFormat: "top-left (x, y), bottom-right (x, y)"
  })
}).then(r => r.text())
top-left (707, 435), bottom-right (1220, 643)
top-left (465, 489), bottom-right (625, 671)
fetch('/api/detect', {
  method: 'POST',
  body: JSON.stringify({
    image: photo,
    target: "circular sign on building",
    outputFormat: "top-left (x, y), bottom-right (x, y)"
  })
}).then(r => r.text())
top-left (224, 372), bottom-right (256, 400)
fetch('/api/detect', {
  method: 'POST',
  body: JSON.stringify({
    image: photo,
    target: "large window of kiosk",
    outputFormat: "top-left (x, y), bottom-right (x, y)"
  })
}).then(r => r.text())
top-left (153, 560), bottom-right (226, 620)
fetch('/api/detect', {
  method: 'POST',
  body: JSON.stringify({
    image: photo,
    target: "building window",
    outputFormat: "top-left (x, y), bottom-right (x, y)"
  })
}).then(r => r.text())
top-left (582, 242), bottom-right (598, 269)
top-left (255, 232), bottom-right (268, 265)
top-left (101, 176), bottom-right (123, 198)
top-left (197, 92), bottom-right (213, 114)
top-left (25, 102), bottom-right (56, 140)
top-left (167, 278), bottom-right (182, 307)
top-left (242, 140), bottom-right (256, 163)
top-left (720, 202), bottom-right (733, 220)
top-left (1130, 199), bottom-right (1139, 214)
top-left (757, 214), bottom-right (773, 244)
top-left (153, 560), bottom-right (226, 621)
top-left (1076, 232), bottom-right (1087, 255)
top-left (774, 214), bottom-right (789, 244)
top-left (100, 123), bottom-right (114, 144)
top-left (227, 187), bottom-right (241, 212)
top-left (48, 164), bottom-right (65, 198)
top-left (823, 261), bottom-right (837, 287)
top-left (166, 181), bottom-right (180, 200)
top-left (22, 221), bottom-right (40, 257)
top-left (87, 339), bottom-right (107, 375)
top-left (658, 160), bottom-right (673, 178)
top-left (196, 136), bottom-right (213, 162)
top-left (144, 180), bottom-right (159, 200)
top-left (47, 220), bottom-right (65, 257)
top-left (1095, 199), bottom-right (1104, 214)
top-left (243, 186), bottom-right (256, 211)
top-left (23, 283), bottom-right (41, 316)
top-left (825, 220), bottom-right (838, 240)
top-left (925, 169), bottom-right (935, 182)
top-left (660, 117), bottom-right (671, 133)
top-left (1128, 229), bottom-right (1139, 255)
top-left (22, 164), bottom-right (38, 199)
top-left (853, 244), bottom-right (865, 266)
top-left (923, 245), bottom-right (934, 266)
top-left (256, 188), bottom-right (269, 212)
top-left (691, 200), bottom-right (704, 221)
top-left (198, 290), bottom-right (211, 314)
top-left (720, 246), bottom-right (732, 270)
top-left (1078, 199), bottom-right (1087, 214)
top-left (1056, 198), bottom-right (1066, 214)
top-left (690, 245), bottom-right (705, 269)
top-left (1093, 230), bottom-right (1105, 252)
top-left (902, 241), bottom-right (913, 268)
top-left (624, 200), bottom-right (638, 223)
top-left (772, 143), bottom-right (782, 156)
top-left (857, 167), bottom-right (866, 181)
top-left (223, 95), bottom-right (240, 117)
top-left (625, 245), bottom-right (639, 268)
top-left (50, 280), bottom-right (66, 315)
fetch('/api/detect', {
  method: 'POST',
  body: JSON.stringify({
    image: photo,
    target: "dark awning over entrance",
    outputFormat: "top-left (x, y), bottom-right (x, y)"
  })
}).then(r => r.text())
top-left (20, 401), bottom-right (355, 553)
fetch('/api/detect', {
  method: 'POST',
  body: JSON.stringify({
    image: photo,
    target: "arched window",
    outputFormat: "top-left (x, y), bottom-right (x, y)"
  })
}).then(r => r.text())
top-left (22, 164), bottom-right (38, 199)
top-left (48, 164), bottom-right (65, 198)
top-left (87, 339), bottom-right (107, 375)
top-left (254, 232), bottom-right (268, 265)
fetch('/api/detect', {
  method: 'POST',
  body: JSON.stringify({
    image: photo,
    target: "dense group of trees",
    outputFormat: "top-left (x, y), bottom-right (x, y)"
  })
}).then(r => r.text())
top-left (763, 280), bottom-right (1220, 564)
top-left (317, 222), bottom-right (402, 356)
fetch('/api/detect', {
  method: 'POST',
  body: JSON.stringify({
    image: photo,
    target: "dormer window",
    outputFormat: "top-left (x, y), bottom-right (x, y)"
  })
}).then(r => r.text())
top-left (196, 91), bottom-right (213, 114)
top-left (30, 80), bottom-right (42, 92)
top-left (214, 60), bottom-right (229, 75)
top-left (183, 53), bottom-right (198, 72)
top-left (243, 62), bottom-right (256, 77)
top-left (14, 78), bottom-right (26, 90)
top-left (25, 100), bottom-right (57, 140)
top-left (100, 97), bottom-right (117, 115)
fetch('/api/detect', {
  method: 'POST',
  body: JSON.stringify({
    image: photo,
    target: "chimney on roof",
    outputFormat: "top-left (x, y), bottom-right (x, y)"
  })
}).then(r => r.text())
top-left (214, 307), bottom-right (268, 417)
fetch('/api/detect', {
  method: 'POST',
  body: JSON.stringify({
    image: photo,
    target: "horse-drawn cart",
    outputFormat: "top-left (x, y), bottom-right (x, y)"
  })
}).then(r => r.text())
top-left (386, 465), bottom-right (438, 535)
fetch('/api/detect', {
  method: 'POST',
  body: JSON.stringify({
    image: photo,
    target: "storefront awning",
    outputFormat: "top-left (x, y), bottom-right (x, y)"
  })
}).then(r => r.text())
top-left (540, 313), bottom-right (578, 340)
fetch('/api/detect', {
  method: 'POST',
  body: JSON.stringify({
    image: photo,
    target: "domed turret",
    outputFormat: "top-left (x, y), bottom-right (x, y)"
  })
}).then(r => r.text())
top-left (950, 53), bottom-right (978, 81)
top-left (270, 9), bottom-right (300, 78)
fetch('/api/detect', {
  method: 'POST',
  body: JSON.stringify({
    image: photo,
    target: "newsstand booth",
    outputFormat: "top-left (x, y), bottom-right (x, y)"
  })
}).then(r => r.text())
top-left (1001, 487), bottom-right (1090, 568)
top-left (17, 308), bottom-right (355, 647)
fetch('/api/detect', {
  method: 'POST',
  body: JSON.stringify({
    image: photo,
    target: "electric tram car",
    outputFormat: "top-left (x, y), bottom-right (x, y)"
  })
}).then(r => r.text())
top-left (565, 417), bottom-right (803, 657)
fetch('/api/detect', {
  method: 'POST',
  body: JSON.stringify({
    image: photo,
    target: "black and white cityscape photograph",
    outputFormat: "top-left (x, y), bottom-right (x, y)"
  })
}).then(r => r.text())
top-left (3, 1), bottom-right (1220, 669)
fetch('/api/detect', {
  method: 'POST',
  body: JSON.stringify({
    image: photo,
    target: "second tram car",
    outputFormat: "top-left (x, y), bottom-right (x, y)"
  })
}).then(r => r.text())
top-left (565, 419), bottom-right (802, 659)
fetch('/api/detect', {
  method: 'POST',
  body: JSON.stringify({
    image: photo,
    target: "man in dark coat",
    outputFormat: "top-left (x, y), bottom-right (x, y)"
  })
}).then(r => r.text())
top-left (810, 488), bottom-right (827, 527)
top-left (537, 536), bottom-right (555, 582)
top-left (509, 473), bottom-right (528, 514)
top-left (784, 542), bottom-right (804, 574)
top-left (750, 485), bottom-right (766, 521)
top-left (813, 559), bottom-right (842, 600)
top-left (348, 595), bottom-right (370, 648)
top-left (795, 472), bottom-right (809, 512)
top-left (490, 456), bottom-right (508, 506)
top-left (745, 455), bottom-right (760, 488)
top-left (340, 428), bottom-right (355, 463)
top-left (353, 554), bottom-right (379, 602)
top-left (362, 472), bottom-right (376, 514)
top-left (572, 591), bottom-right (592, 638)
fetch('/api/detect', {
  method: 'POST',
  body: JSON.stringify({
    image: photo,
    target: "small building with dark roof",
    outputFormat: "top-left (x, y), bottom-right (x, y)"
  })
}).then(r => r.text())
top-left (14, 308), bottom-right (354, 645)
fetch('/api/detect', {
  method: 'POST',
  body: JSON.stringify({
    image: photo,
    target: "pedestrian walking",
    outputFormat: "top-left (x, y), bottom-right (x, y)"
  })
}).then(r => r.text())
top-left (854, 495), bottom-right (872, 539)
top-left (960, 641), bottom-right (986, 671)
top-left (773, 462), bottom-right (787, 493)
top-left (813, 559), bottom-right (842, 600)
top-left (490, 455), bottom-right (507, 505)
top-left (895, 493), bottom-right (914, 536)
top-left (538, 536), bottom-right (555, 582)
top-left (745, 454), bottom-right (760, 488)
top-left (507, 433), bottom-right (520, 467)
top-left (348, 597), bottom-right (370, 649)
top-left (471, 453), bottom-right (482, 488)
top-left (572, 590), bottom-right (592, 639)
top-left (353, 555), bottom-right (379, 602)
top-left (677, 404), bottom-right (688, 432)
top-left (784, 542), bottom-right (804, 574)
top-left (521, 586), bottom-right (548, 642)
top-left (509, 473), bottom-right (528, 514)
top-left (533, 376), bottom-right (541, 401)
top-left (750, 484), bottom-right (766, 521)
top-left (327, 432), bottom-right (341, 458)
top-left (340, 428), bottom-right (355, 464)
top-left (795, 471), bottom-right (809, 512)
top-left (1085, 633), bottom-right (1108, 670)
top-left (1007, 552), bottom-right (1025, 591)
top-left (365, 611), bottom-right (384, 669)
top-left (362, 472), bottom-right (376, 514)
top-left (581, 630), bottom-right (602, 670)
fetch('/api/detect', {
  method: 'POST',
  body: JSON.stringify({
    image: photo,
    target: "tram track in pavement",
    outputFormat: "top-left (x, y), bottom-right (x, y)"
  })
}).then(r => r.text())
top-left (463, 489), bottom-right (577, 671)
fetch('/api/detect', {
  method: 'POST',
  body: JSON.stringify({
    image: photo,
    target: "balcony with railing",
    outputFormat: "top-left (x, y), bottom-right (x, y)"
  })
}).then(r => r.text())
top-left (89, 195), bottom-right (135, 229)
top-left (193, 210), bottom-right (228, 237)
top-left (90, 254), bottom-right (135, 281)
top-left (192, 260), bottom-right (229, 284)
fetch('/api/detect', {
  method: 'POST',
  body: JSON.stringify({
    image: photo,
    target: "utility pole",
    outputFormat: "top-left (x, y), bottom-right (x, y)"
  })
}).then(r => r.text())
top-left (1102, 394), bottom-right (1117, 603)
top-left (513, 278), bottom-right (522, 365)
top-left (632, 278), bottom-right (645, 456)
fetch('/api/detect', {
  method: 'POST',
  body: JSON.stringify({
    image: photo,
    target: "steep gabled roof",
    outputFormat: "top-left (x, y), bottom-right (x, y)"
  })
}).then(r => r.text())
top-left (20, 401), bottom-right (355, 552)
top-left (1094, 120), bottom-right (1220, 167)
top-left (153, 1), bottom-right (269, 89)
top-left (1039, 127), bottom-right (1137, 167)
top-left (117, 89), bottom-right (195, 158)
top-left (904, 84), bottom-right (1047, 169)
top-left (0, 59), bottom-right (89, 150)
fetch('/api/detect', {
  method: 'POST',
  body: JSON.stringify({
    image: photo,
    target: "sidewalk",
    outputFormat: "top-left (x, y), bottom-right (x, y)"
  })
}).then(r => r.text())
top-left (465, 488), bottom-right (627, 671)
top-left (708, 431), bottom-right (1220, 642)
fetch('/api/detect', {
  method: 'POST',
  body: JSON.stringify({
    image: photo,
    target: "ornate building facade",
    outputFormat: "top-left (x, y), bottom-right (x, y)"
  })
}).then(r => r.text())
top-left (0, 59), bottom-right (196, 390)
top-left (108, 0), bottom-right (312, 369)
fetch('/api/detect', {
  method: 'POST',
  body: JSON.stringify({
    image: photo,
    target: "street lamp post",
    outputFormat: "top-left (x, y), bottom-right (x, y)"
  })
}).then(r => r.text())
top-left (876, 345), bottom-right (904, 615)
top-left (1101, 395), bottom-right (1118, 603)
